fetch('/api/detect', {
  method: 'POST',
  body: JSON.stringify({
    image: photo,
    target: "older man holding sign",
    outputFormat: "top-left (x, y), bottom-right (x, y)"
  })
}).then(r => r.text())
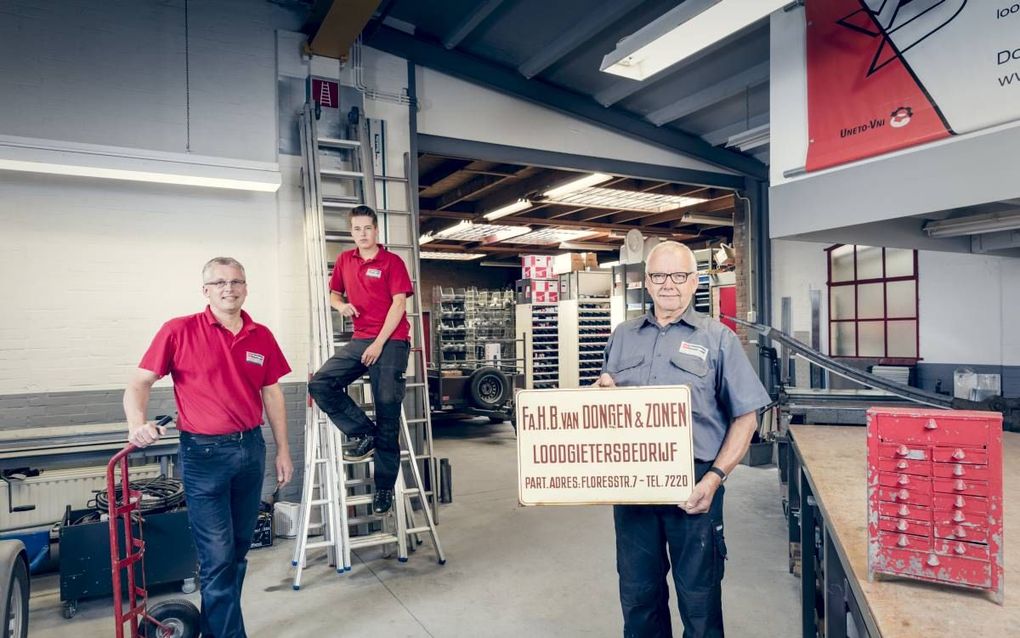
top-left (518, 241), bottom-right (769, 638)
top-left (599, 241), bottom-right (769, 638)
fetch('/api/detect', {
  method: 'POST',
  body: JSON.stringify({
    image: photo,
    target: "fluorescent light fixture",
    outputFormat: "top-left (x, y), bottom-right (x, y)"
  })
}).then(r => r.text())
top-left (483, 198), bottom-right (532, 221)
top-left (479, 261), bottom-right (523, 268)
top-left (600, 0), bottom-right (788, 81)
top-left (682, 213), bottom-right (734, 227)
top-left (419, 251), bottom-right (485, 261)
top-left (544, 186), bottom-right (707, 212)
top-left (419, 232), bottom-right (436, 245)
top-left (502, 228), bottom-right (601, 245)
top-left (559, 242), bottom-right (615, 251)
top-left (0, 134), bottom-right (281, 192)
top-left (434, 221), bottom-right (533, 243)
top-left (923, 210), bottom-right (1020, 238)
top-left (543, 173), bottom-right (613, 199)
top-left (725, 124), bottom-right (770, 152)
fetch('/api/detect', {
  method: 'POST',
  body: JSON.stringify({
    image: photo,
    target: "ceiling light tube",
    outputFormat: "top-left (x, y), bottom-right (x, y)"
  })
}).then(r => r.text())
top-left (924, 210), bottom-right (1020, 238)
top-left (600, 0), bottom-right (789, 81)
top-left (683, 213), bottom-right (735, 227)
top-left (418, 232), bottom-right (436, 245)
top-left (542, 173), bottom-right (613, 199)
top-left (558, 241), bottom-right (616, 251)
top-left (0, 134), bottom-right (281, 192)
top-left (435, 220), bottom-right (474, 237)
top-left (483, 199), bottom-right (532, 221)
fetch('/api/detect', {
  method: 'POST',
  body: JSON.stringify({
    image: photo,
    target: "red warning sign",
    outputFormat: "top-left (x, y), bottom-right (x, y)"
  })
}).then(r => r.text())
top-left (312, 78), bottom-right (338, 109)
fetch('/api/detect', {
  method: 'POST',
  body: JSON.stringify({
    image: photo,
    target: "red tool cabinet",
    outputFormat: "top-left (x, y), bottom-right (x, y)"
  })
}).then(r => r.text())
top-left (867, 407), bottom-right (1004, 603)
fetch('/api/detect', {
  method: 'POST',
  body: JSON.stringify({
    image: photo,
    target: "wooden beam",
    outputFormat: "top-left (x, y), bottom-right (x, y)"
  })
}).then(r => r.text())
top-left (419, 159), bottom-right (472, 189)
top-left (308, 0), bottom-right (381, 60)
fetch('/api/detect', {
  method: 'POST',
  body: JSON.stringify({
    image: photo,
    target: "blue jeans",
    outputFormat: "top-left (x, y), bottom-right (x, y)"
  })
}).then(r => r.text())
top-left (179, 428), bottom-right (266, 638)
top-left (614, 462), bottom-right (727, 638)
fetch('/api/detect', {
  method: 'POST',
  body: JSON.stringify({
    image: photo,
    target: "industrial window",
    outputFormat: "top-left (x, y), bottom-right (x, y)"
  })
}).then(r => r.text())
top-left (826, 245), bottom-right (919, 360)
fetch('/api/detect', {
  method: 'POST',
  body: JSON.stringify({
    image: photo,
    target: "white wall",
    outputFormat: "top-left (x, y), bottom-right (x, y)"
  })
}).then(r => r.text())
top-left (0, 0), bottom-right (308, 394)
top-left (416, 68), bottom-right (736, 175)
top-left (770, 239), bottom-right (1020, 366)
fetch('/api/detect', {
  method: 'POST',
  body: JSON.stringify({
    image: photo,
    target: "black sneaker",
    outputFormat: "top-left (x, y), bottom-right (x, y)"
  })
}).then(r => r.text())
top-left (373, 488), bottom-right (394, 514)
top-left (343, 435), bottom-right (375, 462)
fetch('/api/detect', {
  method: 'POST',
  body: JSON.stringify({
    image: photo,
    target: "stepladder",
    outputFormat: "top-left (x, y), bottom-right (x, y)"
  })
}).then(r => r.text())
top-left (291, 92), bottom-right (445, 589)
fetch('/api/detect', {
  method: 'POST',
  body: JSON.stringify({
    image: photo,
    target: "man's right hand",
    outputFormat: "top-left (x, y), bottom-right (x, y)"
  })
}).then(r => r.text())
top-left (128, 421), bottom-right (166, 448)
top-left (338, 303), bottom-right (360, 318)
top-left (592, 373), bottom-right (616, 388)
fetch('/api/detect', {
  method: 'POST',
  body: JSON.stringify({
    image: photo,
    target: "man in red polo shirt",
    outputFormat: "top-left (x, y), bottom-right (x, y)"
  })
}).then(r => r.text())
top-left (308, 205), bottom-right (414, 514)
top-left (124, 256), bottom-right (293, 638)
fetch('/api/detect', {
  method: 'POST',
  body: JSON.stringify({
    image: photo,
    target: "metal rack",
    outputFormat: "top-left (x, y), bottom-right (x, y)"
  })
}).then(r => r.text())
top-left (433, 287), bottom-right (517, 372)
top-left (517, 303), bottom-right (559, 389)
top-left (558, 298), bottom-right (612, 388)
top-left (611, 262), bottom-right (651, 329)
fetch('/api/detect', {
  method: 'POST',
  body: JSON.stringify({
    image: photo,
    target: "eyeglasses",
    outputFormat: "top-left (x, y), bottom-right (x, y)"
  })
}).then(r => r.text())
top-left (647, 272), bottom-right (694, 285)
top-left (204, 279), bottom-right (247, 289)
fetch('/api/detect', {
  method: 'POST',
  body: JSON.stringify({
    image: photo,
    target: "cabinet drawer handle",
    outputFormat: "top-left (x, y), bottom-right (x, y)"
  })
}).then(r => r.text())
top-left (897, 534), bottom-right (910, 547)
top-left (898, 475), bottom-right (910, 485)
top-left (897, 489), bottom-right (910, 501)
top-left (953, 464), bottom-right (965, 477)
top-left (954, 543), bottom-right (967, 555)
top-left (954, 525), bottom-right (967, 539)
top-left (897, 460), bottom-right (909, 470)
top-left (897, 445), bottom-right (910, 457)
top-left (954, 480), bottom-right (967, 492)
top-left (953, 511), bottom-right (966, 523)
top-left (952, 448), bottom-right (966, 460)
top-left (897, 519), bottom-right (909, 532)
top-left (953, 496), bottom-right (966, 509)
top-left (924, 419), bottom-right (938, 430)
top-left (927, 554), bottom-right (940, 567)
top-left (898, 505), bottom-right (911, 517)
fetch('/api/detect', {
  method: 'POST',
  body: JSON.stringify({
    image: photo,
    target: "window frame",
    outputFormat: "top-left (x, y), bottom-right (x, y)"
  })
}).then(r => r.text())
top-left (825, 244), bottom-right (920, 362)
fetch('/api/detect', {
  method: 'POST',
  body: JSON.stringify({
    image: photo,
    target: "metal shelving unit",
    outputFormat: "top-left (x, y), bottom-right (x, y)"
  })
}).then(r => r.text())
top-left (516, 303), bottom-right (559, 389)
top-left (559, 298), bottom-right (612, 388)
top-left (611, 262), bottom-right (651, 329)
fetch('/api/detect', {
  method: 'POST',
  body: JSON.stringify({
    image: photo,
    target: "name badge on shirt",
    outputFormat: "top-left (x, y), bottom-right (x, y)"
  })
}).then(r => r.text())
top-left (246, 351), bottom-right (265, 366)
top-left (679, 341), bottom-right (708, 362)
top-left (366, 268), bottom-right (382, 278)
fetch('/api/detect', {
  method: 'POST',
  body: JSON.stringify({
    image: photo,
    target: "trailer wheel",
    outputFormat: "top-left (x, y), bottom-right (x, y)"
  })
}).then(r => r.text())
top-left (4, 556), bottom-right (28, 638)
top-left (143, 600), bottom-right (200, 638)
top-left (468, 367), bottom-right (509, 410)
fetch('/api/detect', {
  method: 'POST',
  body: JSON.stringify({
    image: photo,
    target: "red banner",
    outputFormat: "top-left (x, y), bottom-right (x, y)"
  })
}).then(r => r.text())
top-left (805, 0), bottom-right (953, 172)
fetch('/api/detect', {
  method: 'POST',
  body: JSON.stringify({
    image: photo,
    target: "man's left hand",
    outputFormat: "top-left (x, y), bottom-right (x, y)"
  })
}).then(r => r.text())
top-left (680, 475), bottom-right (721, 515)
top-left (276, 452), bottom-right (294, 486)
top-left (361, 342), bottom-right (384, 366)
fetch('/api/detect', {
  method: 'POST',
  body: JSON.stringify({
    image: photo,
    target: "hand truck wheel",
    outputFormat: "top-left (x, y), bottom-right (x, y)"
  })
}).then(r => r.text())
top-left (141, 599), bottom-right (201, 638)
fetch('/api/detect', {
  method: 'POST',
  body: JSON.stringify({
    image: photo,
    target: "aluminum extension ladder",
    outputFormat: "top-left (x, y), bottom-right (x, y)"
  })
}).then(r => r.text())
top-left (291, 99), bottom-right (444, 589)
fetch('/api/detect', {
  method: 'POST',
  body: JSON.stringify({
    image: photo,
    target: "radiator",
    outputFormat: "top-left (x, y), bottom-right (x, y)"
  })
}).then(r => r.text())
top-left (1, 464), bottom-right (162, 530)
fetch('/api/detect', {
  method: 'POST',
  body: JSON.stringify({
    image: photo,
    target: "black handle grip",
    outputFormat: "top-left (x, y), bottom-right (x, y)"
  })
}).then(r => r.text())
top-left (12, 505), bottom-right (35, 512)
top-left (154, 414), bottom-right (175, 427)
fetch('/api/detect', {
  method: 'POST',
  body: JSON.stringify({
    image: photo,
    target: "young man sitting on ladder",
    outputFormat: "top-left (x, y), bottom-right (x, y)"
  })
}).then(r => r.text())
top-left (308, 205), bottom-right (414, 514)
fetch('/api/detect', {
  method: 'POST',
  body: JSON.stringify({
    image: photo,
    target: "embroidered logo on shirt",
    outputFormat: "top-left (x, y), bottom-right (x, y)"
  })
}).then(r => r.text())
top-left (246, 351), bottom-right (265, 366)
top-left (366, 268), bottom-right (382, 278)
top-left (679, 341), bottom-right (708, 362)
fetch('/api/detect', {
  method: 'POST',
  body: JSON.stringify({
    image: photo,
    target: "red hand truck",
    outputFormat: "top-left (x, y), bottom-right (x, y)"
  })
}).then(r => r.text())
top-left (108, 415), bottom-right (200, 638)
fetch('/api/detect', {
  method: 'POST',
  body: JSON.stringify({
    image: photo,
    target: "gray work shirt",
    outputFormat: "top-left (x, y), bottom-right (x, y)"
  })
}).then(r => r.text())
top-left (601, 305), bottom-right (771, 461)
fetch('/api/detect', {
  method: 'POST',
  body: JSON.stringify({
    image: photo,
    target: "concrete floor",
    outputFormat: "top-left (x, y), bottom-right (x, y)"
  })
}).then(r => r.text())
top-left (28, 420), bottom-right (798, 637)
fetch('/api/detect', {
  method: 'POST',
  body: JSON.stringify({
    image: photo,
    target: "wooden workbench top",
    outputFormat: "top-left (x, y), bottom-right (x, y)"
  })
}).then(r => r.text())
top-left (790, 425), bottom-right (1020, 636)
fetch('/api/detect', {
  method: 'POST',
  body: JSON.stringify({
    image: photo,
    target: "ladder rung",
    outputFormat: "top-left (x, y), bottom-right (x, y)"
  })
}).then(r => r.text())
top-left (308, 498), bottom-right (330, 506)
top-left (346, 495), bottom-right (374, 507)
top-left (405, 418), bottom-right (427, 424)
top-left (321, 168), bottom-right (364, 179)
top-left (349, 532), bottom-right (400, 549)
top-left (406, 526), bottom-right (433, 535)
top-left (406, 382), bottom-right (426, 389)
top-left (303, 539), bottom-right (338, 551)
top-left (322, 197), bottom-right (360, 208)
top-left (317, 137), bottom-right (360, 149)
top-left (375, 175), bottom-right (408, 183)
top-left (347, 513), bottom-right (385, 526)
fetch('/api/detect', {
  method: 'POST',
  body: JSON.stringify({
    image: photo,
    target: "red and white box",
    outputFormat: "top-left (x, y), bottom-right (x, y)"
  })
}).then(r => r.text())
top-left (533, 279), bottom-right (559, 303)
top-left (867, 407), bottom-right (1004, 603)
top-left (522, 255), bottom-right (554, 280)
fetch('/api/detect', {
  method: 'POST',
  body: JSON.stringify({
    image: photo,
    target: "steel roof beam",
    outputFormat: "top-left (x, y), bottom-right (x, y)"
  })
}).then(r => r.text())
top-left (366, 27), bottom-right (767, 180)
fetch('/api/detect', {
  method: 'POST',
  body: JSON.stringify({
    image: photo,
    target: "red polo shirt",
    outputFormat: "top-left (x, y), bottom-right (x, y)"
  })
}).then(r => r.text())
top-left (330, 245), bottom-right (414, 341)
top-left (139, 307), bottom-right (291, 435)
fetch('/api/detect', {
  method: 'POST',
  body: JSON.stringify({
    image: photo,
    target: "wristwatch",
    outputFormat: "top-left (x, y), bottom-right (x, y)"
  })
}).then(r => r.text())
top-left (708, 466), bottom-right (727, 483)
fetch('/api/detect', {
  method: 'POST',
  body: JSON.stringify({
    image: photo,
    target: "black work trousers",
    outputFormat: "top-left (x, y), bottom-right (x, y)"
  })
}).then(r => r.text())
top-left (307, 338), bottom-right (409, 490)
top-left (613, 462), bottom-right (728, 638)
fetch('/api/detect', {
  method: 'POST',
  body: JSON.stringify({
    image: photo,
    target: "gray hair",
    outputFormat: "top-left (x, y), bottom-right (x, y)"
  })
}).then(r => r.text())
top-left (202, 257), bottom-right (246, 282)
top-left (645, 240), bottom-right (697, 270)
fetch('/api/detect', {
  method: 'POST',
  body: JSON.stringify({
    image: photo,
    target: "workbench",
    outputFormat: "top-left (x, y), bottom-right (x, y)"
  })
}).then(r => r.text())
top-left (785, 425), bottom-right (1019, 636)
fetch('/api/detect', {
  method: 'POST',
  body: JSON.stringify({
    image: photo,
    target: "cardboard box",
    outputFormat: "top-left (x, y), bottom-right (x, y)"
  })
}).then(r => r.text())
top-left (515, 278), bottom-right (559, 304)
top-left (522, 255), bottom-right (554, 279)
